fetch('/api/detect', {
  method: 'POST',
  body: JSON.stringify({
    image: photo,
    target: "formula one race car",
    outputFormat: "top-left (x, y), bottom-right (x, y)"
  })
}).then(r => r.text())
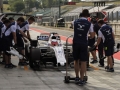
top-left (25, 32), bottom-right (73, 70)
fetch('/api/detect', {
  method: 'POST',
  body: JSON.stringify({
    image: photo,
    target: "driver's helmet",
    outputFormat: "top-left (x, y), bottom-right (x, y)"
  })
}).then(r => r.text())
top-left (51, 36), bottom-right (58, 46)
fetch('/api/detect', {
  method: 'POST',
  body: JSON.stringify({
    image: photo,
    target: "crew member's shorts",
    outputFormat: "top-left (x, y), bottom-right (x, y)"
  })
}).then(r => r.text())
top-left (88, 37), bottom-right (95, 47)
top-left (72, 43), bottom-right (88, 61)
top-left (0, 38), bottom-right (3, 51)
top-left (104, 43), bottom-right (114, 56)
top-left (2, 36), bottom-right (12, 55)
top-left (17, 35), bottom-right (24, 49)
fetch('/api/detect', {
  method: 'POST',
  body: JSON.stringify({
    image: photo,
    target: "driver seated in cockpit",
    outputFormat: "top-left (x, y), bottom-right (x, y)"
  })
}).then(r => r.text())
top-left (51, 36), bottom-right (59, 46)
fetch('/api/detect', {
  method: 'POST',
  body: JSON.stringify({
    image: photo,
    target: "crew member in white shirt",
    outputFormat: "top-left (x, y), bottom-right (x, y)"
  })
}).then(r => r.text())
top-left (17, 17), bottom-right (35, 66)
top-left (2, 19), bottom-right (17, 68)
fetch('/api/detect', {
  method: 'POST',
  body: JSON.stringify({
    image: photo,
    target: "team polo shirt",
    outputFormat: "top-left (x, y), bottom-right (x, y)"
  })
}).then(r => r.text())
top-left (20, 21), bottom-right (29, 32)
top-left (4, 22), bottom-right (16, 36)
top-left (73, 17), bottom-right (94, 44)
top-left (98, 24), bottom-right (114, 43)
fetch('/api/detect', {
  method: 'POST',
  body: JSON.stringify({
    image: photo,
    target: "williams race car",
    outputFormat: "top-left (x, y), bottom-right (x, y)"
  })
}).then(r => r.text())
top-left (25, 32), bottom-right (74, 70)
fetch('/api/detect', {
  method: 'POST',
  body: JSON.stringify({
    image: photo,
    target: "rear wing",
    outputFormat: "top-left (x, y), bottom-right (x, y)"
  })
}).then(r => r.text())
top-left (37, 33), bottom-right (50, 41)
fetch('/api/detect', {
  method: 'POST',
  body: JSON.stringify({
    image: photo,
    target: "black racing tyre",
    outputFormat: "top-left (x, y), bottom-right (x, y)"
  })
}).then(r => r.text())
top-left (25, 44), bottom-right (29, 59)
top-left (29, 48), bottom-right (41, 69)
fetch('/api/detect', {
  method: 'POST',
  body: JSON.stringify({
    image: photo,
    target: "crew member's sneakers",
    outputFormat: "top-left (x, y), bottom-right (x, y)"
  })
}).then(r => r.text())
top-left (10, 63), bottom-right (17, 68)
top-left (75, 77), bottom-right (80, 84)
top-left (5, 64), bottom-right (13, 69)
top-left (78, 80), bottom-right (86, 86)
top-left (90, 60), bottom-right (98, 64)
top-left (106, 68), bottom-right (114, 72)
top-left (98, 64), bottom-right (104, 67)
top-left (105, 66), bottom-right (109, 70)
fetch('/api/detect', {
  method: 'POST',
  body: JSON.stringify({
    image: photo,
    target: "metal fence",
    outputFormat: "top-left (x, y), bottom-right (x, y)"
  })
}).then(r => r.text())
top-left (40, 11), bottom-right (120, 23)
top-left (107, 11), bottom-right (120, 23)
top-left (37, 6), bottom-right (120, 25)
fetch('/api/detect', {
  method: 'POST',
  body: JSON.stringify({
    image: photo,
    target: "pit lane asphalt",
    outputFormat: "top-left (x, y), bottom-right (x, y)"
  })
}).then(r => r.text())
top-left (0, 25), bottom-right (120, 90)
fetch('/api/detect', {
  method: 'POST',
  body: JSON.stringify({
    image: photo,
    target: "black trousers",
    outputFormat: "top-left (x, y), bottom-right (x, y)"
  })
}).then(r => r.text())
top-left (98, 40), bottom-right (104, 65)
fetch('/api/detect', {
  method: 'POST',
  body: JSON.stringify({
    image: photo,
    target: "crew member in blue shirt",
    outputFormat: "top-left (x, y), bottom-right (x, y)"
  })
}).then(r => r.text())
top-left (95, 19), bottom-right (115, 72)
top-left (73, 9), bottom-right (94, 85)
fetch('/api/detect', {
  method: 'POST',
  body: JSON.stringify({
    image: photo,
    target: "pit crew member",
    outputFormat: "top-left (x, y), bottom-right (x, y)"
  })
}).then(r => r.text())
top-left (88, 18), bottom-right (98, 64)
top-left (73, 9), bottom-right (94, 85)
top-left (95, 19), bottom-right (115, 72)
top-left (2, 19), bottom-right (17, 68)
top-left (17, 17), bottom-right (35, 66)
